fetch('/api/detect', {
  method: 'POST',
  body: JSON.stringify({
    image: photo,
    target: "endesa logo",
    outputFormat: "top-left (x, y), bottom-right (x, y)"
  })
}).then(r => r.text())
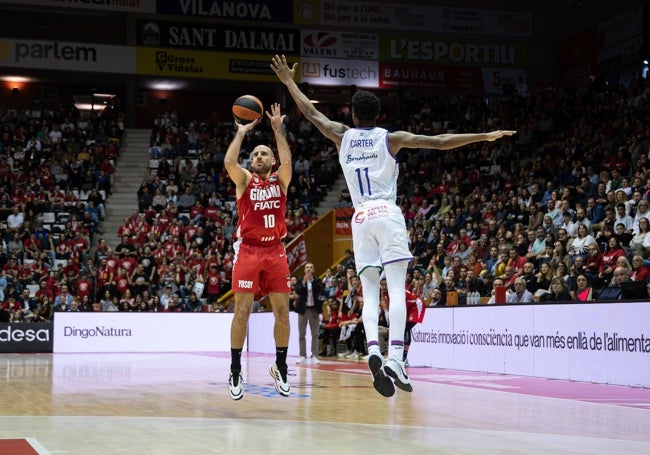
top-left (0, 323), bottom-right (53, 353)
top-left (0, 325), bottom-right (50, 342)
top-left (354, 211), bottom-right (367, 224)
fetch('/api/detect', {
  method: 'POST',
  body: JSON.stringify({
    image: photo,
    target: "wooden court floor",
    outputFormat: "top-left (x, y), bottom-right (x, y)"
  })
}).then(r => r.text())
top-left (0, 352), bottom-right (649, 454)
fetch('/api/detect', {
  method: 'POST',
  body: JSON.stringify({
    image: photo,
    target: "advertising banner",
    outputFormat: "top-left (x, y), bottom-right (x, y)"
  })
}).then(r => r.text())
top-left (285, 234), bottom-right (308, 275)
top-left (335, 208), bottom-right (353, 235)
top-left (136, 47), bottom-right (279, 81)
top-left (136, 19), bottom-right (299, 55)
top-left (381, 62), bottom-right (527, 94)
top-left (53, 313), bottom-right (231, 353)
top-left (380, 34), bottom-right (527, 67)
top-left (1, 0), bottom-right (155, 14)
top-left (300, 57), bottom-right (378, 88)
top-left (0, 38), bottom-right (135, 74)
top-left (50, 302), bottom-right (650, 387)
top-left (155, 0), bottom-right (292, 23)
top-left (53, 312), bottom-right (300, 356)
top-left (300, 30), bottom-right (378, 60)
top-left (379, 62), bottom-right (485, 91)
top-left (248, 312), bottom-right (299, 356)
top-left (409, 302), bottom-right (650, 387)
top-left (318, 1), bottom-right (532, 37)
top-left (0, 323), bottom-right (53, 353)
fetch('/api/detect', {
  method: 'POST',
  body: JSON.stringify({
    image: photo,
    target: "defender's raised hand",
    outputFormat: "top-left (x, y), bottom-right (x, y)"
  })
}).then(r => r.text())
top-left (271, 54), bottom-right (297, 85)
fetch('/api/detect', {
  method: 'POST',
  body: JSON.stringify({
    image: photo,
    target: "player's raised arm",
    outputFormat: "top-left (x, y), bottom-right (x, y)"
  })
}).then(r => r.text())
top-left (223, 117), bottom-right (260, 191)
top-left (271, 54), bottom-right (348, 148)
top-left (266, 102), bottom-right (292, 192)
top-left (388, 130), bottom-right (516, 154)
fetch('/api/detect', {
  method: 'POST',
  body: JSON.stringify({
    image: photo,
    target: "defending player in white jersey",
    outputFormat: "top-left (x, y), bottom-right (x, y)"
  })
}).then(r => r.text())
top-left (272, 54), bottom-right (515, 397)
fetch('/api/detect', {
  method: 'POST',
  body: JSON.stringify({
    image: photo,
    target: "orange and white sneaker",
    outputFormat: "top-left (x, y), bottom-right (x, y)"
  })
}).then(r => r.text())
top-left (269, 363), bottom-right (290, 397)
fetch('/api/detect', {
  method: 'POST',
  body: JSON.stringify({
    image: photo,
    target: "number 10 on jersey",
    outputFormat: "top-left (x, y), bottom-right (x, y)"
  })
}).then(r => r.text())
top-left (263, 214), bottom-right (276, 228)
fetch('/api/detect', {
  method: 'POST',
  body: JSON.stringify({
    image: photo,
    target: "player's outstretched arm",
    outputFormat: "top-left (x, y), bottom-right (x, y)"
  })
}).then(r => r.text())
top-left (271, 54), bottom-right (347, 148)
top-left (389, 130), bottom-right (516, 153)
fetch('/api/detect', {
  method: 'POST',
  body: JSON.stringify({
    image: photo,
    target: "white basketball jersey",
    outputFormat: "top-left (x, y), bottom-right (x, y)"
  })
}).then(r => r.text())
top-left (339, 127), bottom-right (398, 207)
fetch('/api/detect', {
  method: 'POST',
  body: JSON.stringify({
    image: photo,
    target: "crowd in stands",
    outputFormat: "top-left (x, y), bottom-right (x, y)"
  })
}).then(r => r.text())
top-left (2, 72), bottom-right (650, 324)
top-left (389, 74), bottom-right (650, 305)
top-left (0, 99), bottom-right (124, 322)
top-left (0, 96), bottom-right (340, 322)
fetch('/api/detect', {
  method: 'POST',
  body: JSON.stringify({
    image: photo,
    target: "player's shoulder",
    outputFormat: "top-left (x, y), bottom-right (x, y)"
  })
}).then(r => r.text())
top-left (335, 122), bottom-right (351, 137)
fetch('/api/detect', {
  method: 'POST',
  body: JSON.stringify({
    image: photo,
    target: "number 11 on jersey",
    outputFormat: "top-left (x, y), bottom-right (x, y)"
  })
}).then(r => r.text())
top-left (355, 167), bottom-right (372, 196)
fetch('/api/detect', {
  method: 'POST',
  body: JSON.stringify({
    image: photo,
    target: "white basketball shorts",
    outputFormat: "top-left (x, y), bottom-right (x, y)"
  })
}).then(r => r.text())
top-left (351, 200), bottom-right (413, 274)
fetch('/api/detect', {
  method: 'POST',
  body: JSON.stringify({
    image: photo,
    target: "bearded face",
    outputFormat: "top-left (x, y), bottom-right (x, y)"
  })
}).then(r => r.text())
top-left (251, 146), bottom-right (275, 176)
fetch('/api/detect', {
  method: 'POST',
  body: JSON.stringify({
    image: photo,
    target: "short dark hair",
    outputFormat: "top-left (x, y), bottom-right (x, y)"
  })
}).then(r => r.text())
top-left (351, 90), bottom-right (380, 123)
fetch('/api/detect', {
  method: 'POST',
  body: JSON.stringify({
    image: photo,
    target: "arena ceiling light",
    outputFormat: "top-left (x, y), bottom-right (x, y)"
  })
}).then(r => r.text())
top-left (0, 76), bottom-right (35, 83)
top-left (145, 79), bottom-right (189, 91)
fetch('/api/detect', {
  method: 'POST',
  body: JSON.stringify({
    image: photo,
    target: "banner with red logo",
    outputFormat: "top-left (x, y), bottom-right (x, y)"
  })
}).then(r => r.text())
top-left (286, 233), bottom-right (308, 274)
top-left (335, 208), bottom-right (354, 235)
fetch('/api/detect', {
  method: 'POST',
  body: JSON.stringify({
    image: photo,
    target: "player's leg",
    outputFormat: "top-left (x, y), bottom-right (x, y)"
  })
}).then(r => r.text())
top-left (260, 243), bottom-right (293, 396)
top-left (231, 291), bottom-right (255, 347)
top-left (229, 291), bottom-right (255, 400)
top-left (268, 291), bottom-right (291, 396)
top-left (383, 260), bottom-right (413, 392)
top-left (359, 266), bottom-right (382, 356)
top-left (228, 241), bottom-right (259, 400)
top-left (261, 245), bottom-right (291, 365)
top-left (376, 207), bottom-right (412, 365)
top-left (359, 266), bottom-right (394, 397)
top-left (267, 291), bottom-right (290, 353)
top-left (383, 260), bottom-right (408, 361)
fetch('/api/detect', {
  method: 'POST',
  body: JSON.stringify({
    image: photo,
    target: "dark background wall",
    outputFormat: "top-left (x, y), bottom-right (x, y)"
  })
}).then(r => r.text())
top-left (0, 0), bottom-right (647, 127)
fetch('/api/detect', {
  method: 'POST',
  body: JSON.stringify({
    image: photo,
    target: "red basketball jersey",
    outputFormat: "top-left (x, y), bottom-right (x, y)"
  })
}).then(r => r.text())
top-left (405, 290), bottom-right (425, 323)
top-left (236, 173), bottom-right (287, 244)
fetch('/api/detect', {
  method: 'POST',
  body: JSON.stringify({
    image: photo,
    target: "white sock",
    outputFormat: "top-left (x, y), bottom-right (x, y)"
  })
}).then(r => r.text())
top-left (390, 345), bottom-right (404, 363)
top-left (383, 261), bottom-right (408, 362)
top-left (359, 267), bottom-right (381, 353)
top-left (368, 344), bottom-right (381, 357)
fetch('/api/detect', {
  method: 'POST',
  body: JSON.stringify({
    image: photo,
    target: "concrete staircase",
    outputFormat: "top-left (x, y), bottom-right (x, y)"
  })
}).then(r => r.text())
top-left (318, 174), bottom-right (349, 213)
top-left (101, 128), bottom-right (150, 248)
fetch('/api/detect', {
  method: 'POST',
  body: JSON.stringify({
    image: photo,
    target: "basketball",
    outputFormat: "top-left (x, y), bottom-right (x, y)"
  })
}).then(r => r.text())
top-left (232, 95), bottom-right (263, 124)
